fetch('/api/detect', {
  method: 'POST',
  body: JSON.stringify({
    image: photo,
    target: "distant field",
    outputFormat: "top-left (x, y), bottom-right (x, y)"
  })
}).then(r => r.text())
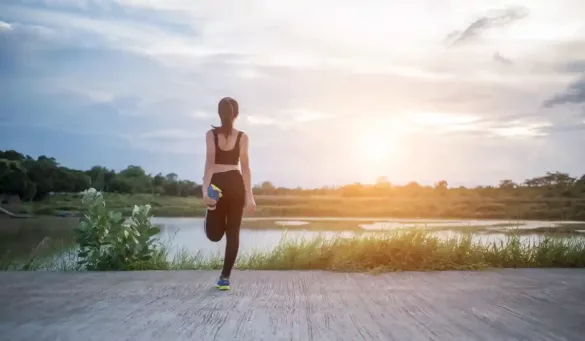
top-left (14, 192), bottom-right (585, 221)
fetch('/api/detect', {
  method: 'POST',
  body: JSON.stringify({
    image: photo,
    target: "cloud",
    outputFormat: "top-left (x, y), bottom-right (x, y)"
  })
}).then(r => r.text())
top-left (0, 3), bottom-right (212, 59)
top-left (487, 122), bottom-right (552, 138)
top-left (246, 115), bottom-right (278, 126)
top-left (191, 111), bottom-right (214, 120)
top-left (2, 0), bottom-right (585, 186)
top-left (286, 109), bottom-right (334, 123)
top-left (405, 112), bottom-right (553, 139)
top-left (0, 20), bottom-right (12, 31)
top-left (561, 60), bottom-right (585, 73)
top-left (446, 7), bottom-right (529, 47)
top-left (493, 52), bottom-right (514, 65)
top-left (543, 77), bottom-right (585, 107)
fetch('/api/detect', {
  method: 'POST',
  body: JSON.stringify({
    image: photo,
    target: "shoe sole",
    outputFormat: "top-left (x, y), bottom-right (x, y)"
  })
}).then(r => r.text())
top-left (216, 284), bottom-right (230, 290)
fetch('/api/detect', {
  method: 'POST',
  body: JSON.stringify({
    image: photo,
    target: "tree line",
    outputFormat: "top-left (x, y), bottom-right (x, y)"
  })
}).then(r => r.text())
top-left (0, 150), bottom-right (202, 200)
top-left (1, 149), bottom-right (584, 201)
top-left (248, 175), bottom-right (585, 199)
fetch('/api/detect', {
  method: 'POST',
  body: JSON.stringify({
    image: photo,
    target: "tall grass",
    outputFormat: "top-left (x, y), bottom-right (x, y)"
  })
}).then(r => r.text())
top-left (4, 230), bottom-right (585, 272)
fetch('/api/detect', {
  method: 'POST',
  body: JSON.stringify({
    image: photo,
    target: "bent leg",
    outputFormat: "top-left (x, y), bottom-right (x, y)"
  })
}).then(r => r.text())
top-left (204, 200), bottom-right (227, 242)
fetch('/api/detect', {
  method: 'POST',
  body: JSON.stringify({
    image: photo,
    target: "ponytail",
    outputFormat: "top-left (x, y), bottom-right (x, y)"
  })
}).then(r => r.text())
top-left (212, 97), bottom-right (239, 138)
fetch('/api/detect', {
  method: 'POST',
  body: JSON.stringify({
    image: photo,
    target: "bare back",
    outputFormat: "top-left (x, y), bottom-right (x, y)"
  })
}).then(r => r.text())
top-left (205, 128), bottom-right (249, 175)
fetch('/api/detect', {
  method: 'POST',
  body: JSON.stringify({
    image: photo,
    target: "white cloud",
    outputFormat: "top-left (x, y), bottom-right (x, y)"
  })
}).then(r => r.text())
top-left (3, 0), bottom-right (585, 185)
top-left (0, 20), bottom-right (12, 31)
top-left (235, 68), bottom-right (265, 80)
top-left (246, 115), bottom-right (278, 126)
top-left (488, 122), bottom-right (552, 138)
top-left (408, 112), bottom-right (482, 127)
top-left (7, 0), bottom-right (585, 77)
top-left (287, 109), bottom-right (334, 123)
top-left (191, 111), bottom-right (214, 120)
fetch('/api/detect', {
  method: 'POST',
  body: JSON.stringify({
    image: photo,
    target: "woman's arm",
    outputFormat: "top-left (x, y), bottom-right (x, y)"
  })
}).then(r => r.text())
top-left (240, 133), bottom-right (255, 211)
top-left (202, 130), bottom-right (215, 197)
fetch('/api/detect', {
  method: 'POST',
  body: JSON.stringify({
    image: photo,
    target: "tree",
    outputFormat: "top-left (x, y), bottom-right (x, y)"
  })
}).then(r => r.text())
top-left (435, 180), bottom-right (448, 190)
top-left (524, 172), bottom-right (576, 189)
top-left (86, 166), bottom-right (109, 191)
top-left (24, 156), bottom-right (59, 199)
top-left (165, 173), bottom-right (178, 183)
top-left (260, 181), bottom-right (275, 190)
top-left (0, 160), bottom-right (35, 199)
top-left (376, 176), bottom-right (391, 188)
top-left (152, 173), bottom-right (165, 187)
top-left (110, 177), bottom-right (134, 193)
top-left (119, 165), bottom-right (146, 178)
top-left (574, 175), bottom-right (585, 193)
top-left (103, 170), bottom-right (115, 192)
top-left (118, 165), bottom-right (151, 193)
top-left (499, 179), bottom-right (517, 189)
top-left (0, 150), bottom-right (25, 161)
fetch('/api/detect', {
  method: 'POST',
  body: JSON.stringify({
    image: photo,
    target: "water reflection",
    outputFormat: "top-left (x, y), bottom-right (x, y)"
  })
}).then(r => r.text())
top-left (2, 216), bottom-right (583, 262)
top-left (153, 217), bottom-right (571, 258)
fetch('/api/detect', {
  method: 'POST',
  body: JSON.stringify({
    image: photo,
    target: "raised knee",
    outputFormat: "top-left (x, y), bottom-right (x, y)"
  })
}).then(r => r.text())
top-left (207, 233), bottom-right (223, 242)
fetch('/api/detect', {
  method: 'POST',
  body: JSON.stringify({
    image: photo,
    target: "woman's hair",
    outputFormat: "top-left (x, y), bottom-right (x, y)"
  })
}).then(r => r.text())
top-left (212, 97), bottom-right (239, 138)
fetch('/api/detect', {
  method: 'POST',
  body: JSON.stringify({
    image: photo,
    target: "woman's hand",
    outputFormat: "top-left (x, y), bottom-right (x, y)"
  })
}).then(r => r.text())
top-left (245, 192), bottom-right (256, 215)
top-left (202, 195), bottom-right (217, 207)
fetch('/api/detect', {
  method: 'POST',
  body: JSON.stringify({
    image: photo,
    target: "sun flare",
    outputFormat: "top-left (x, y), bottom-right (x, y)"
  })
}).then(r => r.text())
top-left (361, 135), bottom-right (393, 161)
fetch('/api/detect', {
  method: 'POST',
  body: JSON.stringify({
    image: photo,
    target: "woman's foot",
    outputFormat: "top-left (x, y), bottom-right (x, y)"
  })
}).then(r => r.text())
top-left (204, 184), bottom-right (222, 210)
top-left (216, 276), bottom-right (230, 290)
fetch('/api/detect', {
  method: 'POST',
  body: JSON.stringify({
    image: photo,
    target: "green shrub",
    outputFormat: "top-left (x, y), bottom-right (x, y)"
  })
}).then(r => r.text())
top-left (74, 188), bottom-right (162, 270)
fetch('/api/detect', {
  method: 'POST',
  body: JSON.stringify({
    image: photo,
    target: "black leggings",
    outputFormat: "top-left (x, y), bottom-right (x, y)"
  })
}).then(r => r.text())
top-left (204, 170), bottom-right (245, 278)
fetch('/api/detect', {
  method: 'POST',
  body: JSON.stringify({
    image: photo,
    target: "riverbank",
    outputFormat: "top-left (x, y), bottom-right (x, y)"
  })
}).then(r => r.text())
top-left (16, 192), bottom-right (585, 221)
top-left (1, 269), bottom-right (584, 340)
top-left (3, 229), bottom-right (585, 272)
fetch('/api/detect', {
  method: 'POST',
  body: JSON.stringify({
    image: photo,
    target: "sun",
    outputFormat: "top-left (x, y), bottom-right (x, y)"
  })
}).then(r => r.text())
top-left (360, 135), bottom-right (393, 161)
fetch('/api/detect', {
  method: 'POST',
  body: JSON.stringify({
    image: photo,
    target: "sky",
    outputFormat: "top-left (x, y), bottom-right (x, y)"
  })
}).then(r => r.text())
top-left (1, 0), bottom-right (584, 188)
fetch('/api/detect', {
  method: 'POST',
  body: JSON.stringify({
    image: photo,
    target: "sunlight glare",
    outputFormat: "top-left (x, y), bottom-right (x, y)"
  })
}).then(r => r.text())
top-left (361, 135), bottom-right (393, 161)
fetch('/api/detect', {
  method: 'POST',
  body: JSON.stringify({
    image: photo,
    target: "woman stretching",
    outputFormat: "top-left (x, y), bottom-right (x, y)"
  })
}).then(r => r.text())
top-left (202, 97), bottom-right (256, 290)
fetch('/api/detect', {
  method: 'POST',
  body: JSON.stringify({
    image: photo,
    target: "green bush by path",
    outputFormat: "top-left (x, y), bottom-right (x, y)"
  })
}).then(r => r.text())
top-left (73, 189), bottom-right (162, 271)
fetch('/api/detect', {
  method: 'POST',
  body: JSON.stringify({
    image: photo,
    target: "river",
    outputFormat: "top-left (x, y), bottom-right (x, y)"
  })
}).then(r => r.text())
top-left (153, 217), bottom-right (585, 258)
top-left (3, 216), bottom-right (585, 261)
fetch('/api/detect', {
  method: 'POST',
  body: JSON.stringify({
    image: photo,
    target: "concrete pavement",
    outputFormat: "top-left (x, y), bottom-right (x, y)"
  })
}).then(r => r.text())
top-left (1, 269), bottom-right (584, 340)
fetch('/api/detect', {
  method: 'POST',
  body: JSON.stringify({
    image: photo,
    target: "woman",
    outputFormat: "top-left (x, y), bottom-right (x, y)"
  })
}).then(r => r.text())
top-left (202, 96), bottom-right (256, 290)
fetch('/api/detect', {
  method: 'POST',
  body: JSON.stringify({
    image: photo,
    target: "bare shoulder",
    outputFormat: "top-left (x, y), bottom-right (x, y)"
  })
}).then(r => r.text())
top-left (205, 130), bottom-right (215, 148)
top-left (239, 131), bottom-right (249, 145)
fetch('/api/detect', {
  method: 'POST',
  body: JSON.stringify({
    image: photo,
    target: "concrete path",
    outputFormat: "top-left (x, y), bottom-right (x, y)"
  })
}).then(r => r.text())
top-left (1, 269), bottom-right (584, 341)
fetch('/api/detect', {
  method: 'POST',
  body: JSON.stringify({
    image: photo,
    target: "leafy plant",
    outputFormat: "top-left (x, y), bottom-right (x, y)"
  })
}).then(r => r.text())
top-left (74, 188), bottom-right (161, 270)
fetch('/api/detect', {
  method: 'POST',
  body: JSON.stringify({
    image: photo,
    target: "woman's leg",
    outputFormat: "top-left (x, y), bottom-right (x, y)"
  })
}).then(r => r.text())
top-left (204, 197), bottom-right (227, 242)
top-left (220, 172), bottom-right (245, 279)
top-left (221, 198), bottom-right (244, 278)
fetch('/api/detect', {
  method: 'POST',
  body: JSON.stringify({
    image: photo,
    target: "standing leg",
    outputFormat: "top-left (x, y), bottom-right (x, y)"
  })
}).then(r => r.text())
top-left (204, 198), bottom-right (227, 242)
top-left (221, 190), bottom-right (245, 279)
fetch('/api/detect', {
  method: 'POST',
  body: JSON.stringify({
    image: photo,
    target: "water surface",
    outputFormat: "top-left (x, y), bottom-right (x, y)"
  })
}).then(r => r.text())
top-left (153, 217), bottom-right (582, 258)
top-left (3, 216), bottom-right (584, 261)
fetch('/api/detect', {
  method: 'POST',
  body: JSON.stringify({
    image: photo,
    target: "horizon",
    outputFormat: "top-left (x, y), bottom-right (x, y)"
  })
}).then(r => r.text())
top-left (3, 148), bottom-right (583, 190)
top-left (1, 0), bottom-right (584, 189)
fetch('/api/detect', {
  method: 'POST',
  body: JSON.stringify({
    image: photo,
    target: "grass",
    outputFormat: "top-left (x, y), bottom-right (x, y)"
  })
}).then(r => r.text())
top-left (3, 230), bottom-right (585, 272)
top-left (15, 192), bottom-right (585, 221)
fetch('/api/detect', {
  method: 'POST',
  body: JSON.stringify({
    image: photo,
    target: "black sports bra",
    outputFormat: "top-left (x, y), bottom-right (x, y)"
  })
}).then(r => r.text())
top-left (213, 129), bottom-right (243, 165)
